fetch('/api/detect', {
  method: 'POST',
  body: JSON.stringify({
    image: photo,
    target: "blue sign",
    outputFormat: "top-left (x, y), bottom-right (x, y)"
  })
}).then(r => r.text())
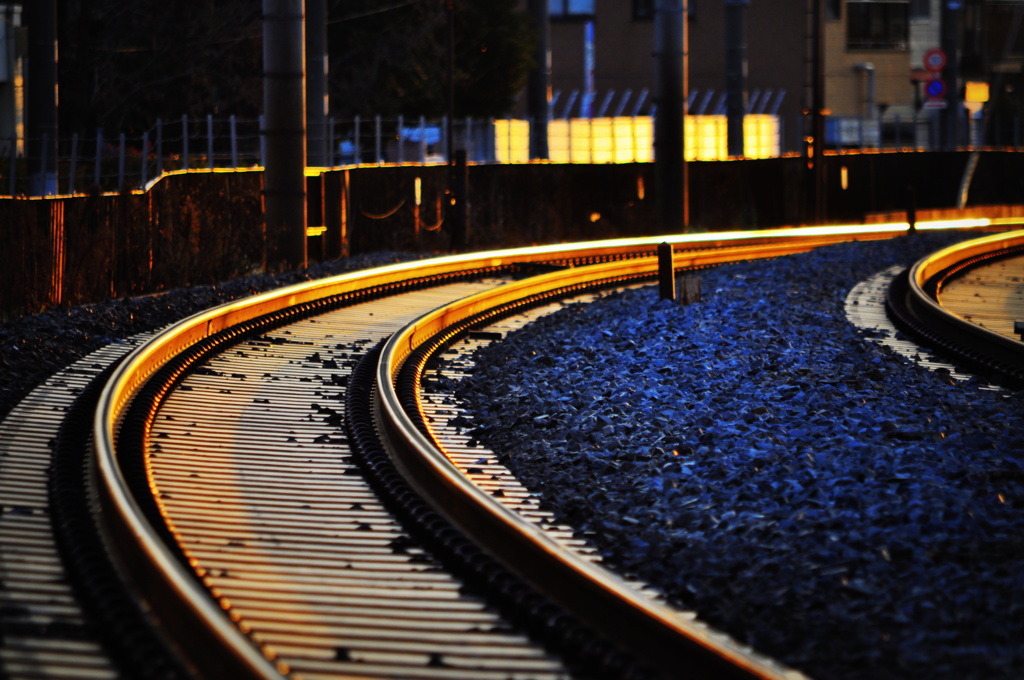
top-left (925, 78), bottom-right (946, 100)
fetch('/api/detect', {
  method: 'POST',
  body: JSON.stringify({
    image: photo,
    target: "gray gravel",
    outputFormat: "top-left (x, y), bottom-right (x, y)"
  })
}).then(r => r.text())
top-left (452, 231), bottom-right (1024, 680)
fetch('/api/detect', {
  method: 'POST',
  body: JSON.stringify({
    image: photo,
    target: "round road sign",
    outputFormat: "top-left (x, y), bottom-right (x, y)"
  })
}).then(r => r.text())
top-left (925, 78), bottom-right (946, 100)
top-left (924, 48), bottom-right (947, 72)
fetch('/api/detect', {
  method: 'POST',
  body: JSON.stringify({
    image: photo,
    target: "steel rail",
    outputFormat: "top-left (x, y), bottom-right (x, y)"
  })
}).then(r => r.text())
top-left (374, 250), bottom-right (827, 680)
top-left (894, 229), bottom-right (1024, 382)
top-left (90, 223), bottom-right (949, 678)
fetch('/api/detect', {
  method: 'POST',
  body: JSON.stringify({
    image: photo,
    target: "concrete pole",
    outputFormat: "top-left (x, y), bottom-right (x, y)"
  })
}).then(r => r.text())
top-left (527, 0), bottom-right (550, 159)
top-left (306, 0), bottom-right (328, 167)
top-left (808, 0), bottom-right (826, 224)
top-left (940, 1), bottom-right (962, 151)
top-left (654, 0), bottom-right (688, 232)
top-left (725, 0), bottom-right (748, 158)
top-left (25, 0), bottom-right (58, 195)
top-left (263, 0), bottom-right (307, 270)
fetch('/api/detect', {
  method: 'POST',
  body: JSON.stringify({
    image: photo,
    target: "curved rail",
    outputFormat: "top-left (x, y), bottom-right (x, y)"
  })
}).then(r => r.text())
top-left (375, 255), bottom-right (815, 679)
top-left (888, 228), bottom-right (1024, 386)
top-left (91, 223), bottom-right (979, 678)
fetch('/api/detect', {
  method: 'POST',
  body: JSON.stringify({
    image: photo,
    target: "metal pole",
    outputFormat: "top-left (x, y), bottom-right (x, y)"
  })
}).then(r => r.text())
top-left (527, 0), bottom-right (550, 159)
top-left (25, 0), bottom-right (58, 195)
top-left (8, 135), bottom-right (15, 195)
top-left (725, 0), bottom-right (748, 158)
top-left (808, 0), bottom-right (826, 223)
top-left (156, 118), bottom-right (163, 176)
top-left (354, 115), bottom-right (361, 164)
top-left (446, 0), bottom-right (455, 168)
top-left (182, 115), bottom-right (189, 170)
top-left (94, 128), bottom-right (102, 187)
top-left (262, 0), bottom-right (307, 270)
top-left (118, 132), bottom-right (125, 190)
top-left (940, 1), bottom-right (962, 151)
top-left (654, 0), bottom-right (688, 232)
top-left (230, 115), bottom-right (238, 167)
top-left (375, 115), bottom-right (382, 164)
top-left (69, 132), bottom-right (78, 193)
top-left (397, 115), bottom-right (404, 164)
top-left (141, 131), bottom-right (148, 186)
top-left (305, 0), bottom-right (327, 166)
top-left (207, 114), bottom-right (214, 169)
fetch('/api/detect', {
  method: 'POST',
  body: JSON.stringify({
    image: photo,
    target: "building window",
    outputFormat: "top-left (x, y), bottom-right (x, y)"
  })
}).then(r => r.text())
top-left (826, 0), bottom-right (841, 21)
top-left (633, 0), bottom-right (654, 21)
top-left (549, 0), bottom-right (595, 18)
top-left (847, 1), bottom-right (909, 51)
top-left (910, 0), bottom-right (930, 19)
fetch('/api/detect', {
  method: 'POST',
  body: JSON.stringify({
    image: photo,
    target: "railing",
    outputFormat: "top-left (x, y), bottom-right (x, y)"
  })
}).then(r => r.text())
top-left (4, 109), bottom-right (1024, 197)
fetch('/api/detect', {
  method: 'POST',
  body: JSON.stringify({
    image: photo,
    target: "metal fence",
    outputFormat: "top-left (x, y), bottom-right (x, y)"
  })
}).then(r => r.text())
top-left (3, 108), bottom-right (1023, 197)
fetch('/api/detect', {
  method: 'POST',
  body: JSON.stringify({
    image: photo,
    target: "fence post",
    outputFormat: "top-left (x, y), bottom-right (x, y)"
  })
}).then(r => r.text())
top-left (375, 115), bottom-right (382, 164)
top-left (658, 242), bottom-right (676, 301)
top-left (8, 135), bottom-right (15, 195)
top-left (183, 114), bottom-right (189, 170)
top-left (156, 118), bottom-right (163, 176)
top-left (94, 128), bottom-right (103, 187)
top-left (328, 116), bottom-right (336, 165)
top-left (207, 114), bottom-right (214, 169)
top-left (69, 133), bottom-right (78, 194)
top-left (354, 115), bottom-right (361, 164)
top-left (397, 115), bottom-right (404, 164)
top-left (259, 115), bottom-right (266, 167)
top-left (118, 132), bottom-right (126, 189)
top-left (230, 115), bottom-right (238, 167)
top-left (141, 131), bottom-right (149, 186)
top-left (40, 134), bottom-right (50, 192)
top-left (419, 115), bottom-right (427, 163)
top-left (441, 115), bottom-right (449, 163)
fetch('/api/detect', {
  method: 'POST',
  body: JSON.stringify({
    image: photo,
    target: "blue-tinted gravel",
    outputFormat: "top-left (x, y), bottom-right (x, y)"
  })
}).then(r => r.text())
top-left (452, 231), bottom-right (1024, 680)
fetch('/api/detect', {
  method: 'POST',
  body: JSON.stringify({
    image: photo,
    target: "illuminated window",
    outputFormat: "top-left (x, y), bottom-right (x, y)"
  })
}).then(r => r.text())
top-left (847, 1), bottom-right (909, 51)
top-left (549, 0), bottom-right (595, 18)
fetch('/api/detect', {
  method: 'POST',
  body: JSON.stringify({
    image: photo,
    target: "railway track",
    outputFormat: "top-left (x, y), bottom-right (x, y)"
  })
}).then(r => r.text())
top-left (886, 229), bottom-right (1024, 388)
top-left (2, 222), bottom-right (1020, 680)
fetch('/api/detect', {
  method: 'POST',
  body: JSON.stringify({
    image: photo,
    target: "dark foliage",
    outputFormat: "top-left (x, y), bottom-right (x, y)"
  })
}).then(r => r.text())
top-left (55, 0), bottom-right (534, 135)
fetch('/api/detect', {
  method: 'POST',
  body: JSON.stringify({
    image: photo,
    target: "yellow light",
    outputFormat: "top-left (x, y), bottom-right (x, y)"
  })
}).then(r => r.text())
top-left (965, 81), bottom-right (990, 104)
top-left (841, 166), bottom-right (849, 191)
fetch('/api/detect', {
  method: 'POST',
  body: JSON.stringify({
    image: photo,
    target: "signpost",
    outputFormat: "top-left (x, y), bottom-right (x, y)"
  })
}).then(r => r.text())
top-left (923, 48), bottom-right (948, 110)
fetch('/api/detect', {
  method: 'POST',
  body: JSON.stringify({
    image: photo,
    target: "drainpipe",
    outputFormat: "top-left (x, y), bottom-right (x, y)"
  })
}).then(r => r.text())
top-left (854, 63), bottom-right (875, 119)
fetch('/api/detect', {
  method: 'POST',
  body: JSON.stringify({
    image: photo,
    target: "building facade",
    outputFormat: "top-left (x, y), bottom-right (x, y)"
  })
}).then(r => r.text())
top-left (531, 0), bottom-right (1020, 152)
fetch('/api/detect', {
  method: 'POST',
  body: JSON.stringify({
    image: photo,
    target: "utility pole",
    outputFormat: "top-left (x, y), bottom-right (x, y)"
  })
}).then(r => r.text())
top-left (725, 0), bottom-right (748, 158)
top-left (263, 0), bottom-right (307, 270)
top-left (940, 0), bottom-right (962, 150)
top-left (25, 0), bottom-right (58, 195)
top-left (654, 0), bottom-right (688, 233)
top-left (807, 0), bottom-right (826, 224)
top-left (527, 0), bottom-right (550, 159)
top-left (306, 0), bottom-right (328, 167)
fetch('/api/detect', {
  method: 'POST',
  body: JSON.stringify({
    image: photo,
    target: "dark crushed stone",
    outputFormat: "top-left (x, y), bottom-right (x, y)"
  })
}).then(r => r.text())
top-left (0, 252), bottom-right (425, 423)
top-left (453, 231), bottom-right (1024, 680)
